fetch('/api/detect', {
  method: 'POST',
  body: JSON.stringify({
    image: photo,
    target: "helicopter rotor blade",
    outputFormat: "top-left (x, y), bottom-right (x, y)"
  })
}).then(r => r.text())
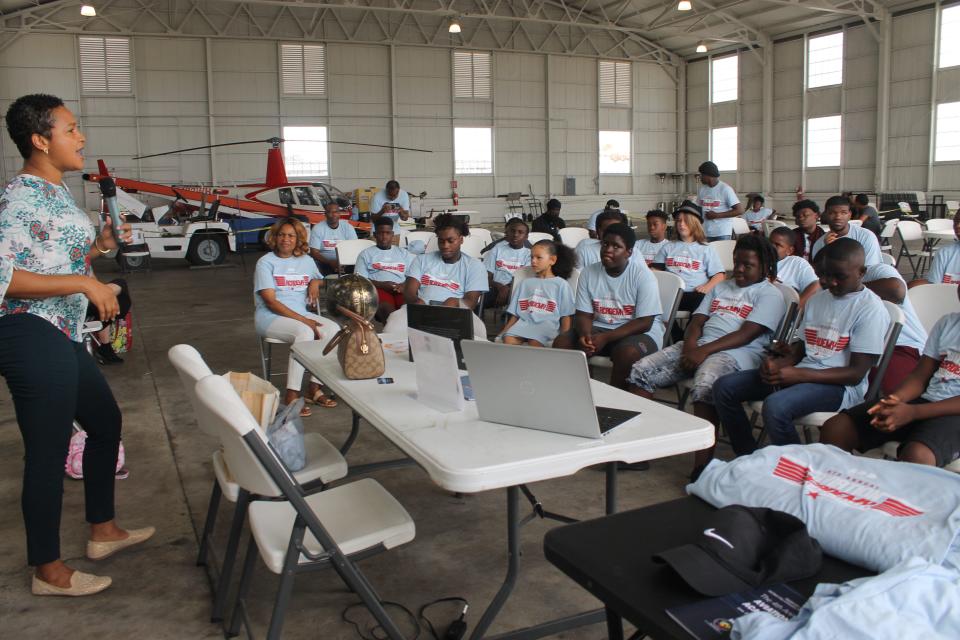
top-left (284, 139), bottom-right (433, 153)
top-left (133, 136), bottom-right (431, 160)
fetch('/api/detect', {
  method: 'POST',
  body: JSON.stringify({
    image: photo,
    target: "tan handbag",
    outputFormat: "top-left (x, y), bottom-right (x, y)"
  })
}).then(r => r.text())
top-left (322, 305), bottom-right (385, 380)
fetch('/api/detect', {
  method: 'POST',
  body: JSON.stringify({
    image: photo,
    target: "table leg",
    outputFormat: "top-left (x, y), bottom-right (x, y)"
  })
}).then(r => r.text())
top-left (470, 486), bottom-right (520, 640)
top-left (340, 410), bottom-right (361, 455)
top-left (605, 606), bottom-right (624, 640)
top-left (605, 462), bottom-right (619, 515)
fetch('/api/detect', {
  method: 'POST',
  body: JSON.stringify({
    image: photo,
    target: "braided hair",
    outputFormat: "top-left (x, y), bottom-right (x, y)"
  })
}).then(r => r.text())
top-left (734, 234), bottom-right (778, 283)
top-left (533, 240), bottom-right (576, 280)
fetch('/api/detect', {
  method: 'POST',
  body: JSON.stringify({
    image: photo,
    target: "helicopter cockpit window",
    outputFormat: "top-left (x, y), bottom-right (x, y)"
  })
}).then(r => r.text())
top-left (278, 188), bottom-right (295, 205)
top-left (294, 187), bottom-right (318, 206)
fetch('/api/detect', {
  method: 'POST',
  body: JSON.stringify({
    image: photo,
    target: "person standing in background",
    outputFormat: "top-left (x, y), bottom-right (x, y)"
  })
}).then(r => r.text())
top-left (697, 161), bottom-right (743, 241)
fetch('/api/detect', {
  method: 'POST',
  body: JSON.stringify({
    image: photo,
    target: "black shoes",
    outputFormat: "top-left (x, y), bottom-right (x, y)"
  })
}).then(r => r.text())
top-left (96, 343), bottom-right (124, 365)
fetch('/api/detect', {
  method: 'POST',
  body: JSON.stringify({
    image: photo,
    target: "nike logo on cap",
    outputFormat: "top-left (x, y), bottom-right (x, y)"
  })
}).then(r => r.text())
top-left (703, 528), bottom-right (735, 549)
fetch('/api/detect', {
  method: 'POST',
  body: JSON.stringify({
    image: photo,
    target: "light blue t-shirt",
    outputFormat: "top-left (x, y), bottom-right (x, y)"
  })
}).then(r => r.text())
top-left (698, 180), bottom-right (740, 238)
top-left (922, 312), bottom-right (960, 403)
top-left (483, 242), bottom-right (531, 285)
top-left (585, 208), bottom-right (606, 231)
top-left (776, 255), bottom-right (819, 293)
top-left (927, 241), bottom-right (960, 285)
top-left (407, 251), bottom-right (489, 304)
top-left (635, 238), bottom-right (669, 265)
top-left (355, 245), bottom-right (415, 284)
top-left (574, 238), bottom-right (643, 269)
top-left (504, 276), bottom-right (575, 345)
top-left (370, 189), bottom-right (411, 233)
top-left (655, 241), bottom-right (725, 292)
top-left (253, 253), bottom-right (321, 334)
top-left (797, 287), bottom-right (889, 409)
top-left (575, 261), bottom-right (664, 346)
top-left (864, 263), bottom-right (927, 351)
top-left (744, 206), bottom-right (773, 230)
top-left (694, 280), bottom-right (786, 369)
top-left (811, 223), bottom-right (883, 267)
top-left (308, 221), bottom-right (358, 261)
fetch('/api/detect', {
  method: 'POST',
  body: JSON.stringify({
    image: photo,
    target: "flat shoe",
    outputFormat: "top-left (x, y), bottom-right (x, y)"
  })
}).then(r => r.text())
top-left (32, 571), bottom-right (111, 596)
top-left (87, 526), bottom-right (156, 561)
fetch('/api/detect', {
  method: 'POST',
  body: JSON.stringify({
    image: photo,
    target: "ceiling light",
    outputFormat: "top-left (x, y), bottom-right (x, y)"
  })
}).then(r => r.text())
top-left (677, 1), bottom-right (692, 10)
top-left (696, 41), bottom-right (708, 53)
top-left (80, 4), bottom-right (96, 16)
top-left (448, 19), bottom-right (461, 34)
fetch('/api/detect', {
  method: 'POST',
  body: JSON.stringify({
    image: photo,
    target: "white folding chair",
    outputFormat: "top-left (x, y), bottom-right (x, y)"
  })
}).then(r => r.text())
top-left (424, 235), bottom-right (439, 254)
top-left (567, 267), bottom-right (581, 298)
top-left (511, 266), bottom-right (534, 291)
top-left (470, 227), bottom-right (494, 248)
top-left (559, 227), bottom-right (590, 247)
top-left (750, 301), bottom-right (904, 445)
top-left (879, 218), bottom-right (899, 254)
top-left (461, 235), bottom-right (486, 258)
top-left (196, 375), bottom-right (413, 640)
top-left (762, 219), bottom-right (789, 237)
top-left (907, 283), bottom-right (960, 333)
top-left (895, 220), bottom-right (934, 279)
top-left (947, 201), bottom-right (959, 216)
top-left (527, 232), bottom-right (554, 244)
top-left (402, 230), bottom-right (434, 249)
top-left (168, 345), bottom-right (347, 623)
top-left (335, 239), bottom-right (375, 274)
top-left (708, 239), bottom-right (738, 273)
top-left (925, 219), bottom-right (954, 233)
top-left (731, 217), bottom-right (751, 237)
top-left (881, 252), bottom-right (896, 266)
top-left (848, 219), bottom-right (863, 227)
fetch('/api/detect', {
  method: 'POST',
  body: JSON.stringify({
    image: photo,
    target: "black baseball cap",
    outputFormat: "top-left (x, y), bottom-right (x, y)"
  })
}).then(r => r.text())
top-left (653, 505), bottom-right (822, 596)
top-left (672, 200), bottom-right (704, 222)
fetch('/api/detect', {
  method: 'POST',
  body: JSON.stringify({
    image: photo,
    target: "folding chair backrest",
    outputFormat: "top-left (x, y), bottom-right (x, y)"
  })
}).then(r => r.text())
top-left (470, 228), bottom-right (494, 247)
top-left (566, 268), bottom-right (581, 297)
top-left (907, 283), bottom-right (960, 333)
top-left (168, 344), bottom-right (218, 439)
top-left (196, 375), bottom-right (283, 498)
top-left (425, 235), bottom-right (439, 254)
top-left (403, 231), bottom-right (435, 248)
top-left (461, 236), bottom-right (486, 258)
top-left (336, 239), bottom-right (375, 267)
top-left (527, 232), bottom-right (554, 244)
top-left (865, 302), bottom-right (905, 404)
top-left (897, 220), bottom-right (923, 242)
top-left (511, 266), bottom-right (534, 290)
top-left (771, 282), bottom-right (801, 344)
top-left (880, 219), bottom-right (899, 239)
top-left (653, 270), bottom-right (684, 347)
top-left (763, 219), bottom-right (789, 237)
top-left (731, 217), bottom-right (751, 236)
top-left (558, 227), bottom-right (590, 247)
top-left (881, 252), bottom-right (896, 266)
top-left (925, 219), bottom-right (954, 233)
top-left (708, 239), bottom-right (737, 272)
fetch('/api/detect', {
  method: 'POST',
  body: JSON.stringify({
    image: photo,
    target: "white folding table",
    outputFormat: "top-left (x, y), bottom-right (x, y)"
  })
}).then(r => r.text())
top-left (293, 340), bottom-right (714, 640)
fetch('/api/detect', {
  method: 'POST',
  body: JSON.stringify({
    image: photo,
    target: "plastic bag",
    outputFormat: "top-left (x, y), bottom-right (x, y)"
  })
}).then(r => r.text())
top-left (266, 399), bottom-right (306, 471)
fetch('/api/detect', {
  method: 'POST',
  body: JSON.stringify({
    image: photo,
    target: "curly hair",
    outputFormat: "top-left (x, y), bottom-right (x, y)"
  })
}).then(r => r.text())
top-left (433, 213), bottom-right (469, 236)
top-left (533, 240), bottom-right (576, 280)
top-left (5, 94), bottom-right (64, 159)
top-left (267, 217), bottom-right (310, 257)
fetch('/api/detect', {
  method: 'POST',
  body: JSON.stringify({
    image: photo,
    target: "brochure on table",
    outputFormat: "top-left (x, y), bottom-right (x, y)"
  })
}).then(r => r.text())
top-left (665, 583), bottom-right (804, 639)
top-left (408, 327), bottom-right (466, 413)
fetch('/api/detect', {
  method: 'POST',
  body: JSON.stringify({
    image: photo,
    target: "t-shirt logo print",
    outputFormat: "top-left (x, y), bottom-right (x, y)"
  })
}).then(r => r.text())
top-left (665, 257), bottom-right (701, 272)
top-left (371, 262), bottom-right (406, 274)
top-left (592, 297), bottom-right (634, 324)
top-left (273, 274), bottom-right (310, 290)
top-left (495, 259), bottom-right (524, 272)
top-left (710, 297), bottom-right (753, 319)
top-left (804, 325), bottom-right (849, 359)
top-left (936, 349), bottom-right (960, 381)
top-left (943, 273), bottom-right (960, 284)
top-left (420, 274), bottom-right (461, 291)
top-left (518, 293), bottom-right (557, 314)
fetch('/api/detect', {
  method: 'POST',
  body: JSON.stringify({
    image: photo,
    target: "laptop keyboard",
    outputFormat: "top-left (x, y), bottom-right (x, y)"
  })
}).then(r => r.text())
top-left (595, 406), bottom-right (641, 434)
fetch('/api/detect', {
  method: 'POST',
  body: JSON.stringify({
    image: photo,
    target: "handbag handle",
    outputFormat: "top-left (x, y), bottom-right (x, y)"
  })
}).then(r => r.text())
top-left (321, 305), bottom-right (375, 356)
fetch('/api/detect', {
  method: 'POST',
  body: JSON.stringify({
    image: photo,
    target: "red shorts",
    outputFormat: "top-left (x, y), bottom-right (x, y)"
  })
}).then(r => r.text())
top-left (869, 345), bottom-right (921, 397)
top-left (377, 288), bottom-right (405, 309)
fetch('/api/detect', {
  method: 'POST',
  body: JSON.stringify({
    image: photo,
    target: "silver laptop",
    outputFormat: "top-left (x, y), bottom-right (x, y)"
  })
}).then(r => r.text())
top-left (460, 341), bottom-right (640, 439)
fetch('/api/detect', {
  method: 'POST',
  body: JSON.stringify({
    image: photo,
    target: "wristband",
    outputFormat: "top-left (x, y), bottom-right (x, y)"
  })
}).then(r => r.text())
top-left (94, 237), bottom-right (110, 255)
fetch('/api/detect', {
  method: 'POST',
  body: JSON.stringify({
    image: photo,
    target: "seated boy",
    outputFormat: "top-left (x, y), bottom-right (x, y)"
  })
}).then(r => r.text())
top-left (628, 235), bottom-right (785, 478)
top-left (554, 223), bottom-right (662, 389)
top-left (483, 218), bottom-right (531, 308)
top-left (404, 214), bottom-right (488, 309)
top-left (308, 202), bottom-right (358, 275)
top-left (713, 239), bottom-right (888, 453)
top-left (355, 216), bottom-right (415, 322)
top-left (744, 195), bottom-right (774, 232)
top-left (912, 210), bottom-right (960, 287)
top-left (575, 209), bottom-right (630, 269)
top-left (811, 195), bottom-right (882, 267)
top-left (792, 199), bottom-right (824, 263)
top-left (634, 209), bottom-right (670, 265)
top-left (768, 227), bottom-right (820, 307)
top-left (820, 284), bottom-right (960, 468)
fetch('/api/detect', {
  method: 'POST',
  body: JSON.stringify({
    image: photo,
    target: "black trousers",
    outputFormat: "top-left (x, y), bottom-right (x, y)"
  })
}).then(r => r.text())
top-left (672, 290), bottom-right (706, 343)
top-left (0, 313), bottom-right (122, 566)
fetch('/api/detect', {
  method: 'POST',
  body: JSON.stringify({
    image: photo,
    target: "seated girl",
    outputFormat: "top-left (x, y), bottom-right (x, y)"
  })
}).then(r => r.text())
top-left (629, 235), bottom-right (785, 480)
top-left (499, 240), bottom-right (576, 347)
top-left (652, 201), bottom-right (725, 342)
top-left (404, 214), bottom-right (488, 309)
top-left (483, 218), bottom-right (531, 308)
top-left (254, 218), bottom-right (338, 415)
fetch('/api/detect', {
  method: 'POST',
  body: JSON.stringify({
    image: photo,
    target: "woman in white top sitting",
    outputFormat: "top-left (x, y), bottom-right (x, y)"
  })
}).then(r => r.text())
top-left (254, 218), bottom-right (339, 414)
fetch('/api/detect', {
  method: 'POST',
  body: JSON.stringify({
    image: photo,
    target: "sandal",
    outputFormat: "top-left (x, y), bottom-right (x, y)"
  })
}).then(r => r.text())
top-left (306, 389), bottom-right (338, 408)
top-left (299, 404), bottom-right (313, 418)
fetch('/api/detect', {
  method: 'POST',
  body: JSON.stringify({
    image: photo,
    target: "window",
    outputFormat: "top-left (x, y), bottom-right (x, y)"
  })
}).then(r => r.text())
top-left (78, 36), bottom-right (131, 94)
top-left (806, 115), bottom-right (842, 167)
top-left (711, 127), bottom-right (738, 171)
top-left (935, 102), bottom-right (960, 162)
top-left (454, 127), bottom-right (493, 174)
top-left (711, 56), bottom-right (738, 104)
top-left (453, 51), bottom-right (491, 100)
top-left (940, 5), bottom-right (960, 68)
top-left (599, 131), bottom-right (631, 174)
top-left (599, 60), bottom-right (631, 107)
top-left (807, 32), bottom-right (843, 88)
top-left (282, 126), bottom-right (328, 177)
top-left (281, 43), bottom-right (326, 95)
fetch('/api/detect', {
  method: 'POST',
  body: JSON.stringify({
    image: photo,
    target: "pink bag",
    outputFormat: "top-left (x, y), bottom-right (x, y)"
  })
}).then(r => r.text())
top-left (65, 428), bottom-right (126, 480)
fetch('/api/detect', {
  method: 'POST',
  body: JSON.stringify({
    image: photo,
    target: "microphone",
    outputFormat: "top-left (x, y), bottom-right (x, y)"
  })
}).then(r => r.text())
top-left (98, 177), bottom-right (125, 247)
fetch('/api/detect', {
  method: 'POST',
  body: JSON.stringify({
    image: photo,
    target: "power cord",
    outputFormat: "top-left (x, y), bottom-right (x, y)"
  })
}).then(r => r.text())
top-left (340, 596), bottom-right (469, 640)
top-left (418, 597), bottom-right (469, 640)
top-left (341, 601), bottom-right (421, 640)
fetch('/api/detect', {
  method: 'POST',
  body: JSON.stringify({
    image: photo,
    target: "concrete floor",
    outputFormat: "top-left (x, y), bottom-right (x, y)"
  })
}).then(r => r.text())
top-left (0, 251), bottom-right (714, 639)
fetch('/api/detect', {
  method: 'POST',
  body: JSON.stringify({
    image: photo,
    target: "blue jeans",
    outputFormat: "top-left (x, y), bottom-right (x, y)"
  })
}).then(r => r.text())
top-left (713, 369), bottom-right (845, 454)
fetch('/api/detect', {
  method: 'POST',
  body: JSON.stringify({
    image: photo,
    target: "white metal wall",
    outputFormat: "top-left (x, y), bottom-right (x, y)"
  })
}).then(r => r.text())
top-left (0, 34), bottom-right (682, 220)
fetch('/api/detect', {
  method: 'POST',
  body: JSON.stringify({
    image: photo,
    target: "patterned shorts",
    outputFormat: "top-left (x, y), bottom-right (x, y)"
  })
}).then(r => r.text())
top-left (626, 341), bottom-right (740, 404)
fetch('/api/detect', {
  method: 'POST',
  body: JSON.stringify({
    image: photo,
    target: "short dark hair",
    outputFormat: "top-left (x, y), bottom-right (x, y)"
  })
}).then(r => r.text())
top-left (546, 198), bottom-right (562, 210)
top-left (646, 209), bottom-right (668, 221)
top-left (605, 199), bottom-right (620, 208)
top-left (769, 226), bottom-right (796, 245)
top-left (752, 194), bottom-right (765, 206)
top-left (792, 199), bottom-right (821, 216)
top-left (824, 195), bottom-right (851, 211)
top-left (433, 212), bottom-right (469, 236)
top-left (822, 236), bottom-right (865, 263)
top-left (505, 217), bottom-right (529, 231)
top-left (5, 93), bottom-right (64, 159)
top-left (601, 222), bottom-right (636, 250)
top-left (597, 209), bottom-right (627, 227)
top-left (855, 194), bottom-right (870, 206)
top-left (386, 180), bottom-right (400, 190)
top-left (372, 216), bottom-right (395, 231)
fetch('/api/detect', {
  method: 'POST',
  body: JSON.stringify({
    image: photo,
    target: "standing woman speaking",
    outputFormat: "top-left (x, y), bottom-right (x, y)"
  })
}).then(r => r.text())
top-left (1, 94), bottom-right (153, 596)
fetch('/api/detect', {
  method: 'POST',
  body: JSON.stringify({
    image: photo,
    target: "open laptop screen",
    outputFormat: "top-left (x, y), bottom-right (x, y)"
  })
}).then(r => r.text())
top-left (406, 304), bottom-right (474, 369)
